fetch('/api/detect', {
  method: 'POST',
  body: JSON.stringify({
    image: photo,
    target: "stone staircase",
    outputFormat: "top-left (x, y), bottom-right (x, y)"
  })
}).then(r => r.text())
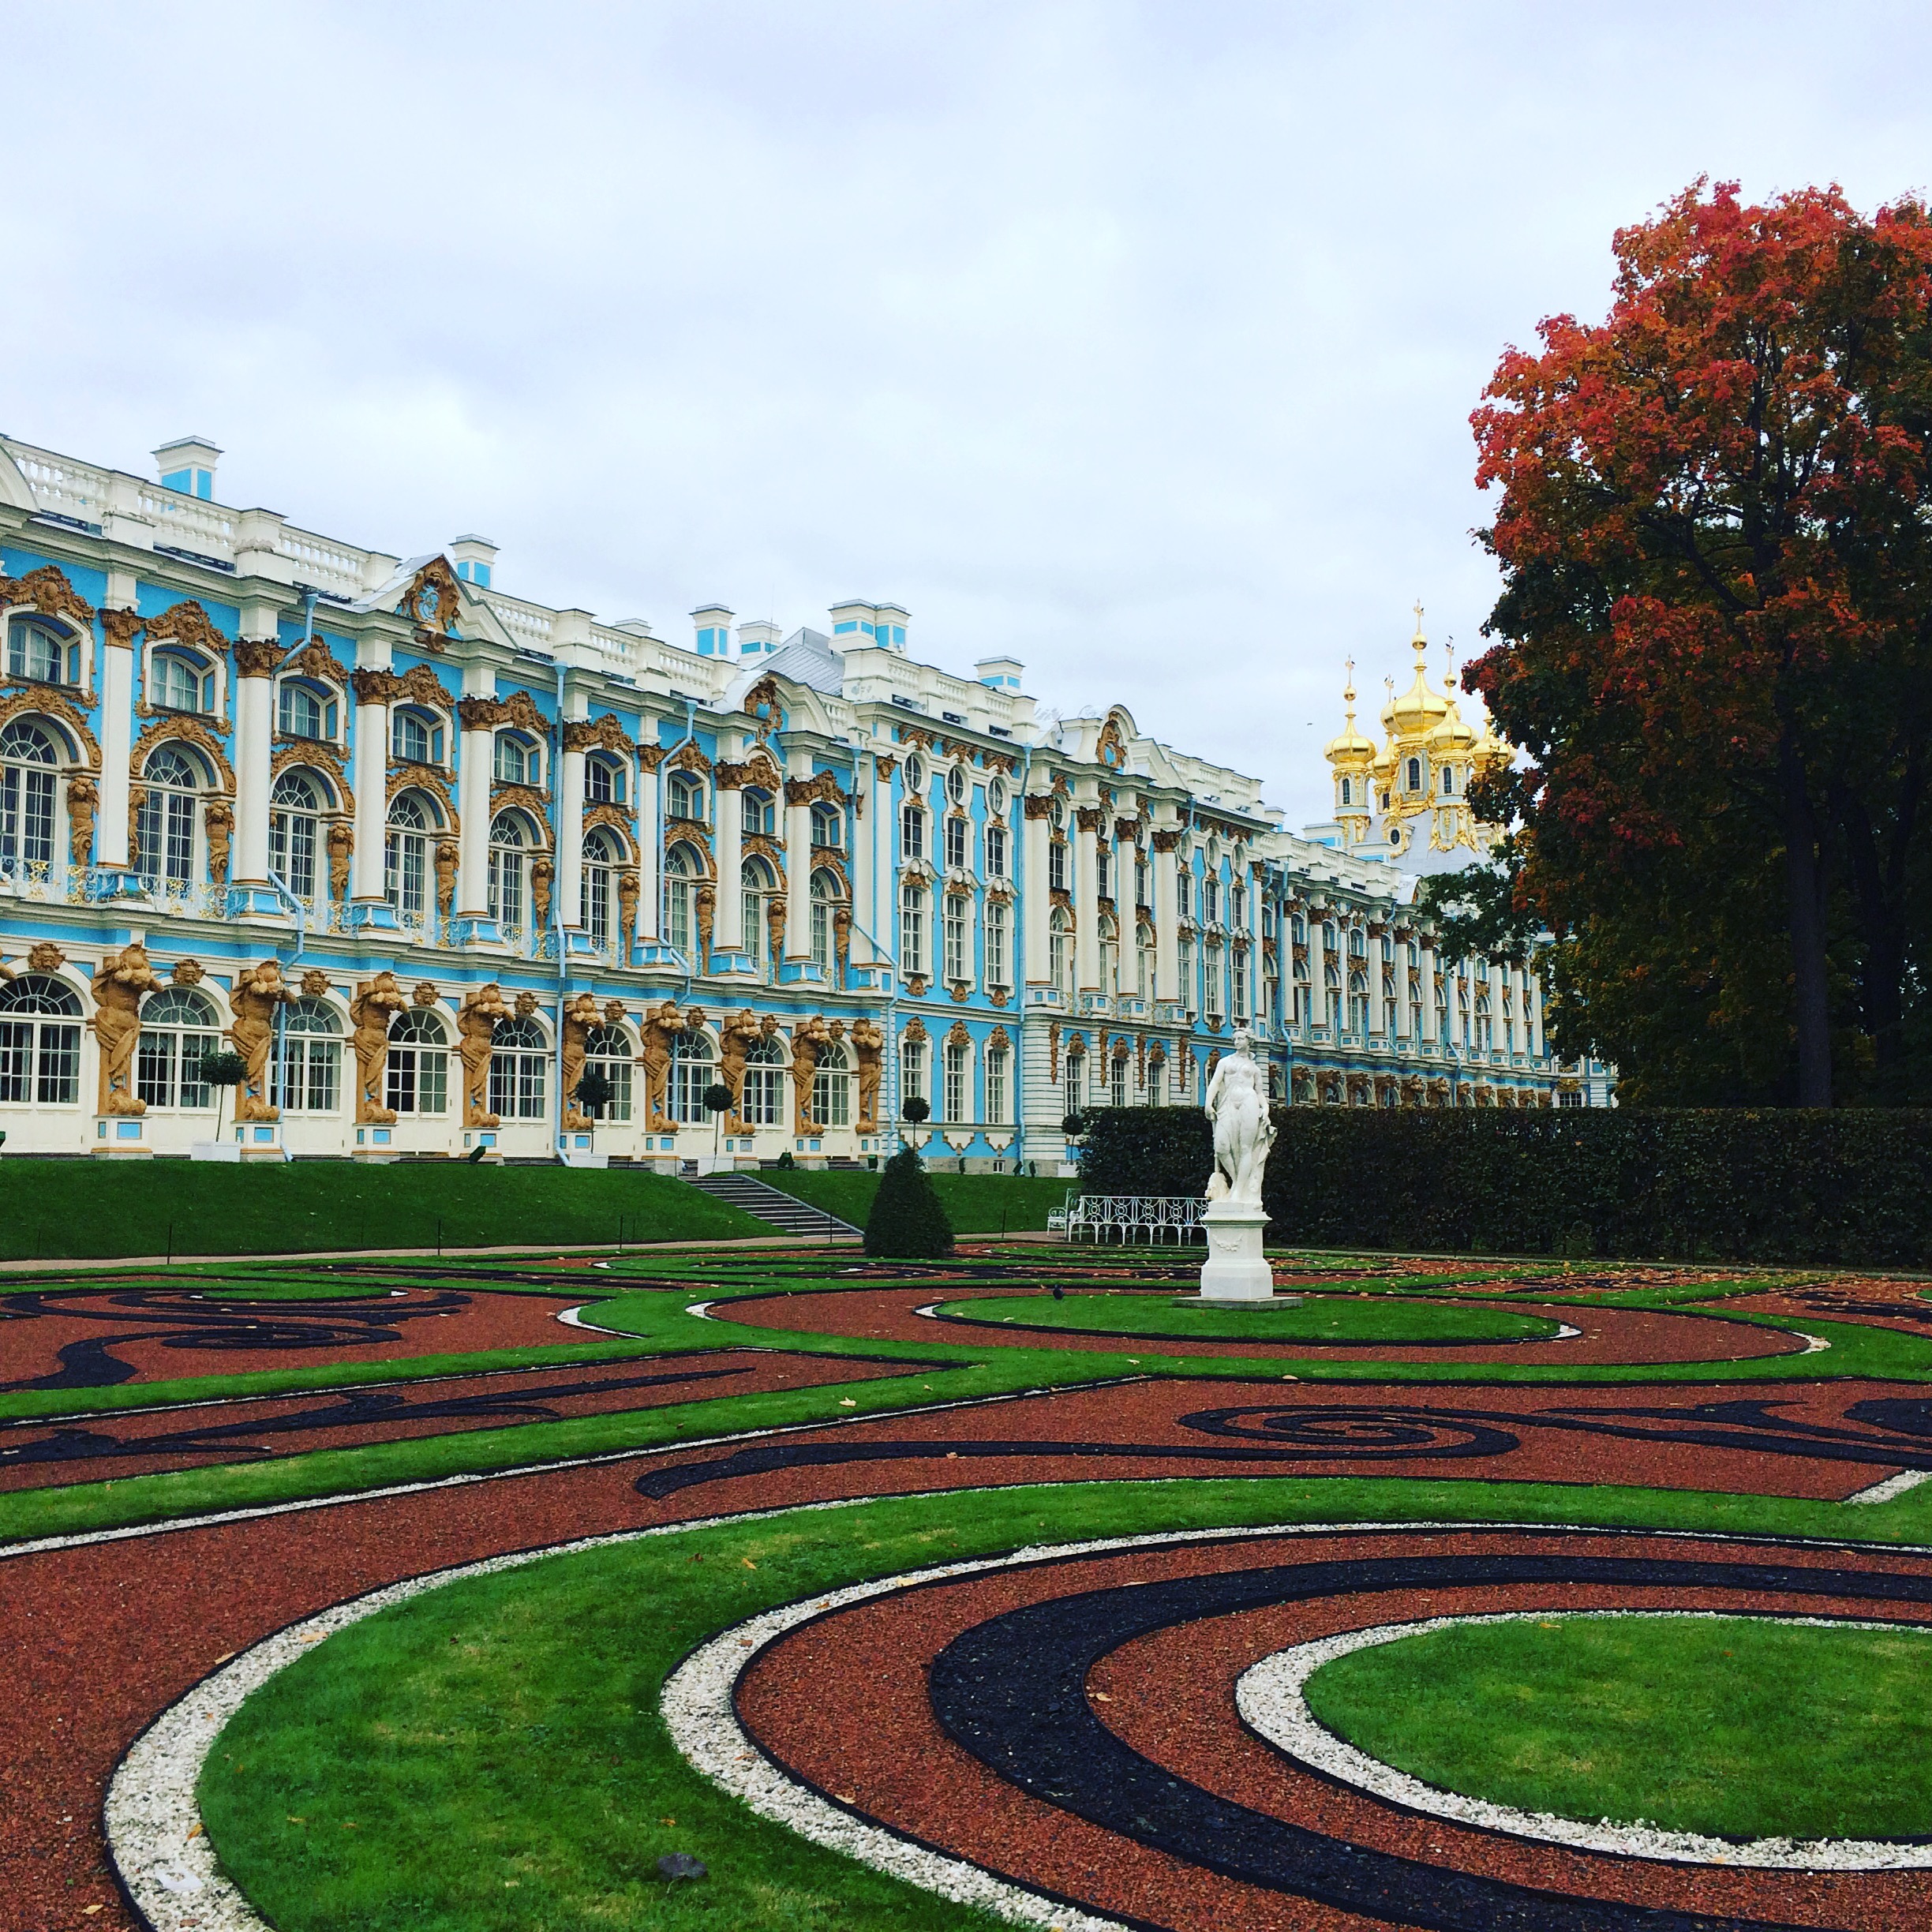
top-left (687, 1172), bottom-right (861, 1239)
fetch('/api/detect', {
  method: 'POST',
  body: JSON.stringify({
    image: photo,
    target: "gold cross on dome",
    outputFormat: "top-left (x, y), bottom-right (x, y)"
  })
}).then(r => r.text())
top-left (1412, 599), bottom-right (1425, 638)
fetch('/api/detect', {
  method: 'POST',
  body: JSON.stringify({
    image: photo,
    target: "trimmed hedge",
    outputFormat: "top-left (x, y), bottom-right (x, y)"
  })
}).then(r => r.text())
top-left (863, 1145), bottom-right (956, 1259)
top-left (1078, 1106), bottom-right (1932, 1267)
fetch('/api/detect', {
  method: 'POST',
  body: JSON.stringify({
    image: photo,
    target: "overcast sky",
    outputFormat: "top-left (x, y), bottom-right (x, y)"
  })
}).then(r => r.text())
top-left (6, 1), bottom-right (1930, 823)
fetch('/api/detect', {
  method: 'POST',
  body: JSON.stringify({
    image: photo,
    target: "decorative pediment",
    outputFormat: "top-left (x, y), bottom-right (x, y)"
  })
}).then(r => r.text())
top-left (1022, 794), bottom-right (1055, 820)
top-left (398, 556), bottom-right (462, 642)
top-left (396, 663), bottom-right (455, 711)
top-left (0, 689), bottom-right (100, 768)
top-left (131, 715), bottom-right (234, 792)
top-left (389, 765), bottom-right (459, 831)
top-left (563, 713), bottom-right (637, 757)
top-left (896, 724), bottom-right (936, 752)
top-left (282, 639), bottom-right (351, 687)
top-left (271, 743), bottom-right (350, 805)
top-left (668, 739), bottom-right (713, 775)
top-left (945, 1019), bottom-right (972, 1049)
top-left (784, 771), bottom-right (850, 809)
top-left (1, 564), bottom-right (94, 630)
top-left (987, 1025), bottom-right (1012, 1054)
top-left (740, 675), bottom-right (784, 725)
top-left (584, 802), bottom-right (635, 849)
top-left (144, 600), bottom-right (230, 657)
top-left (900, 1015), bottom-right (929, 1045)
top-left (486, 781), bottom-right (547, 833)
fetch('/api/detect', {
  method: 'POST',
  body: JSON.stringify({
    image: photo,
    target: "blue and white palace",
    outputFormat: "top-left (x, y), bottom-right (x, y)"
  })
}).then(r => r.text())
top-left (0, 431), bottom-right (1601, 1166)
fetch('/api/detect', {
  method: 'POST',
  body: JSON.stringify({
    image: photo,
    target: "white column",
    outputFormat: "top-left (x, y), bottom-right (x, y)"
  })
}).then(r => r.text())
top-left (1023, 799), bottom-right (1051, 983)
top-left (636, 760), bottom-right (661, 942)
top-left (457, 695), bottom-right (496, 919)
top-left (784, 773), bottom-right (812, 960)
top-left (1309, 910), bottom-right (1327, 1035)
top-left (1074, 807), bottom-right (1100, 992)
top-left (350, 665), bottom-right (392, 904)
top-left (853, 758), bottom-right (876, 962)
top-left (1367, 927), bottom-right (1385, 1039)
top-left (96, 613), bottom-right (136, 869)
top-left (1152, 830), bottom-right (1179, 1002)
top-left (232, 649), bottom-right (275, 886)
top-left (558, 741), bottom-right (586, 930)
top-left (715, 771), bottom-right (743, 951)
top-left (873, 758), bottom-right (894, 958)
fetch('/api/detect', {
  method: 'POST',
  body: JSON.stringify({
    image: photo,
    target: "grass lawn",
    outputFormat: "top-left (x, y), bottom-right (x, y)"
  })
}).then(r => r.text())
top-left (0, 1162), bottom-right (767, 1260)
top-left (1303, 1612), bottom-right (1932, 1841)
top-left (758, 1167), bottom-right (1073, 1233)
top-left (934, 1290), bottom-right (1563, 1346)
top-left (193, 1481), bottom-right (1932, 1932)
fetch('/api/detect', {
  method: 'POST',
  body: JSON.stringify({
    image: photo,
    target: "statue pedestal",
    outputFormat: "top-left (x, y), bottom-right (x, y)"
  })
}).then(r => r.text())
top-left (1193, 1203), bottom-right (1275, 1302)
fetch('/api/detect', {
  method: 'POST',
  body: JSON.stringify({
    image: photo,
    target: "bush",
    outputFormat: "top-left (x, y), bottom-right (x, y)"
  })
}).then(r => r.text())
top-left (1078, 1106), bottom-right (1932, 1267)
top-left (863, 1144), bottom-right (955, 1259)
top-left (901, 1095), bottom-right (931, 1125)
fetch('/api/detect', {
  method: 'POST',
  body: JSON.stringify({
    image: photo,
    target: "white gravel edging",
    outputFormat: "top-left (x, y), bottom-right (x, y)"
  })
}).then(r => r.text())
top-left (1237, 1608), bottom-right (1932, 1870)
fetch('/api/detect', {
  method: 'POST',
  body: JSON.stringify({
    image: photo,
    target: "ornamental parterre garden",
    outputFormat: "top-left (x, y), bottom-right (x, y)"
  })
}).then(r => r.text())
top-left (18, 1246), bottom-right (1932, 1929)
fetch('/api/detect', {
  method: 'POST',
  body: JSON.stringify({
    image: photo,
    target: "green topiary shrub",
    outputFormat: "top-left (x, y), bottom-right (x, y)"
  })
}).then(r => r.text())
top-left (864, 1144), bottom-right (955, 1259)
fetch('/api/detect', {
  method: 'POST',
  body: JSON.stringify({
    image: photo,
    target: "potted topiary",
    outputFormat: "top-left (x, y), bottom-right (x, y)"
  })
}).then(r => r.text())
top-left (702, 1080), bottom-right (736, 1173)
top-left (863, 1142), bottom-right (954, 1259)
top-left (574, 1067), bottom-right (613, 1142)
top-left (191, 1050), bottom-right (249, 1163)
top-left (901, 1093), bottom-right (931, 1152)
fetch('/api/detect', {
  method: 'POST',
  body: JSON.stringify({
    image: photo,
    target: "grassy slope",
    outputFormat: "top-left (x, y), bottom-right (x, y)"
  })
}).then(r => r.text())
top-left (199, 1477), bottom-right (1932, 1932)
top-left (1305, 1614), bottom-right (1932, 1840)
top-left (0, 1163), bottom-right (768, 1260)
top-left (935, 1291), bottom-right (1563, 1344)
top-left (758, 1169), bottom-right (1073, 1232)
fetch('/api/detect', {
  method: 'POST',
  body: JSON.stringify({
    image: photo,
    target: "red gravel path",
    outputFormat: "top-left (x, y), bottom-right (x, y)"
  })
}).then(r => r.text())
top-left (710, 1281), bottom-right (1810, 1366)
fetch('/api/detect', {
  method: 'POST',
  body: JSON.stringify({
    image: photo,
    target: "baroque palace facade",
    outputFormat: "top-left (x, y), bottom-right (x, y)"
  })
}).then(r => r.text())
top-left (0, 432), bottom-right (1586, 1168)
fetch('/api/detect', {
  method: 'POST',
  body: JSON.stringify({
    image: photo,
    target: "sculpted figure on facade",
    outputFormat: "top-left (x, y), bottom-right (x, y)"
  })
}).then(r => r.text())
top-left (850, 1017), bottom-right (884, 1133)
top-left (637, 999), bottom-right (683, 1129)
top-left (227, 960), bottom-right (293, 1121)
top-left (66, 773), bottom-right (97, 868)
top-left (328, 822), bottom-right (354, 902)
top-left (789, 1013), bottom-right (832, 1131)
top-left (1204, 1026), bottom-right (1272, 1209)
top-left (530, 856), bottom-right (555, 929)
top-left (434, 841), bottom-right (459, 920)
top-left (88, 943), bottom-right (163, 1116)
top-left (717, 1009), bottom-right (766, 1129)
top-left (348, 972), bottom-right (407, 1123)
top-left (457, 983), bottom-right (513, 1128)
top-left (616, 868), bottom-right (640, 939)
top-left (695, 882), bottom-right (716, 958)
top-left (560, 990), bottom-right (601, 1131)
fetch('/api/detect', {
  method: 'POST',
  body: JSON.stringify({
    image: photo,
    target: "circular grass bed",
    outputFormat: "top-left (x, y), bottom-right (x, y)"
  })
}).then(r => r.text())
top-left (1301, 1612), bottom-right (1932, 1841)
top-left (933, 1290), bottom-right (1564, 1347)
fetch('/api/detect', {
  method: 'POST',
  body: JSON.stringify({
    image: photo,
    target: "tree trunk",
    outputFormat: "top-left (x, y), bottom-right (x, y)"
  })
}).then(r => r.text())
top-left (1780, 739), bottom-right (1834, 1106)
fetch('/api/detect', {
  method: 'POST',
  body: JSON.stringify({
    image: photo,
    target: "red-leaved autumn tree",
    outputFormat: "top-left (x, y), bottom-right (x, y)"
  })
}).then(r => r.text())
top-left (1469, 181), bottom-right (1932, 1106)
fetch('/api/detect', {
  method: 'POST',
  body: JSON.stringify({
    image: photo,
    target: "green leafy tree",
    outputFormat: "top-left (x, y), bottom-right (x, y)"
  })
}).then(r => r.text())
top-left (197, 1050), bottom-right (249, 1141)
top-left (863, 1144), bottom-right (954, 1258)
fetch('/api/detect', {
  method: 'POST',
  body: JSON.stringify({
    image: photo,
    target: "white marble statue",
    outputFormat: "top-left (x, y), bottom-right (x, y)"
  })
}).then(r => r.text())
top-left (1204, 1028), bottom-right (1274, 1210)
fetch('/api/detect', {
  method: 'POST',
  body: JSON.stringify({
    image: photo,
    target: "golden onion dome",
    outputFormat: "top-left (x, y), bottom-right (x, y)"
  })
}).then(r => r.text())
top-left (1324, 665), bottom-right (1377, 772)
top-left (1381, 607), bottom-right (1450, 742)
top-left (1470, 707), bottom-right (1512, 778)
top-left (1428, 690), bottom-right (1478, 758)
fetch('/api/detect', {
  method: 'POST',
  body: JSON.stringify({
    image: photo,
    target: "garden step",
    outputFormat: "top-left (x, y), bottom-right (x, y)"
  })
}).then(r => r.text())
top-left (686, 1174), bottom-right (860, 1238)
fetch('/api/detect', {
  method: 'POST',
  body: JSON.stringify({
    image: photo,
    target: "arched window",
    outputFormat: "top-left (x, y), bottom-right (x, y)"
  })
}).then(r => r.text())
top-left (900, 882), bottom-right (927, 977)
top-left (1407, 756), bottom-right (1421, 791)
top-left (272, 996), bottom-right (341, 1114)
top-left (1136, 919), bottom-right (1155, 999)
top-left (665, 843), bottom-right (700, 955)
top-left (665, 771), bottom-right (705, 823)
top-left (489, 1013), bottom-right (548, 1121)
top-left (814, 1038), bottom-right (852, 1128)
top-left (585, 755), bottom-right (624, 805)
top-left (742, 1032), bottom-right (784, 1127)
top-left (136, 745), bottom-right (204, 887)
top-left (1348, 968), bottom-right (1368, 1035)
top-left (1442, 766), bottom-right (1456, 796)
top-left (811, 801), bottom-right (841, 848)
top-left (269, 771), bottom-right (323, 902)
top-left (386, 1007), bottom-right (448, 1115)
top-left (669, 1028), bottom-right (714, 1124)
top-left (942, 1038), bottom-right (967, 1123)
top-left (494, 732), bottom-right (537, 785)
top-left (1339, 777), bottom-right (1352, 807)
top-left (136, 987), bottom-right (219, 1110)
top-left (585, 1023), bottom-right (633, 1121)
top-left (393, 709), bottom-right (443, 766)
top-left (278, 680), bottom-right (334, 740)
top-left (582, 826), bottom-right (620, 949)
top-left (984, 1039), bottom-right (1009, 1124)
top-left (945, 762), bottom-right (968, 808)
top-left (0, 721), bottom-right (58, 874)
top-left (6, 616), bottom-right (74, 686)
top-left (903, 752), bottom-right (926, 794)
top-left (1049, 906), bottom-right (1071, 1001)
top-left (811, 868), bottom-right (842, 970)
top-left (0, 972), bottom-right (81, 1105)
top-left (741, 856), bottom-right (777, 974)
top-left (487, 811), bottom-right (533, 930)
top-left (388, 794), bottom-right (435, 923)
top-left (153, 652), bottom-right (212, 714)
top-left (742, 788), bottom-right (774, 837)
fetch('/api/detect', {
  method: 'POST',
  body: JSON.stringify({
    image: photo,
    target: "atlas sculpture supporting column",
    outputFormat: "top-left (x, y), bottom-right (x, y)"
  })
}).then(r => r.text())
top-left (1193, 1027), bottom-right (1279, 1302)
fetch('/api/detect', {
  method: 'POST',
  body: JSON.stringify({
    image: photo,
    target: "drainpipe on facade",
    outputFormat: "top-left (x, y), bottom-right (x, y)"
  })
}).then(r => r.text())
top-left (1014, 742), bottom-right (1031, 1175)
top-left (846, 739), bottom-right (897, 1160)
top-left (264, 868), bottom-right (306, 1140)
top-left (552, 653), bottom-right (568, 1157)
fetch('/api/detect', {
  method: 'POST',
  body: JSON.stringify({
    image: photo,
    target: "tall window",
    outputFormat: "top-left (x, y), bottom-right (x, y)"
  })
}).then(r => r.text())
top-left (495, 732), bottom-right (537, 785)
top-left (1048, 840), bottom-right (1067, 892)
top-left (665, 844), bottom-right (698, 954)
top-left (269, 772), bottom-right (321, 901)
top-left (1099, 915), bottom-right (1118, 996)
top-left (388, 796), bottom-right (433, 922)
top-left (6, 617), bottom-right (70, 683)
top-left (272, 997), bottom-right (341, 1114)
top-left (136, 988), bottom-right (219, 1110)
top-left (486, 811), bottom-right (530, 930)
top-left (1064, 1051), bottom-right (1083, 1121)
top-left (386, 1008), bottom-right (448, 1115)
top-left (943, 894), bottom-right (968, 983)
top-left (1179, 937), bottom-right (1195, 1013)
top-left (586, 756), bottom-right (624, 804)
top-left (1204, 877), bottom-right (1219, 925)
top-left (0, 721), bottom-right (58, 873)
top-left (741, 1034), bottom-right (785, 1126)
top-left (1348, 968), bottom-right (1367, 1035)
top-left (942, 1040), bottom-right (967, 1123)
top-left (985, 900), bottom-right (1009, 991)
top-left (742, 788), bottom-right (774, 836)
top-left (582, 827), bottom-right (620, 949)
top-left (811, 802), bottom-right (841, 848)
top-left (584, 1024), bottom-right (633, 1121)
top-left (0, 973), bottom-right (80, 1105)
top-left (279, 682), bottom-right (332, 739)
top-left (1049, 907), bottom-right (1070, 1000)
top-left (136, 745), bottom-right (201, 887)
top-left (814, 1039), bottom-right (852, 1127)
top-left (900, 884), bottom-right (927, 977)
top-left (1137, 921), bottom-right (1154, 998)
top-left (900, 1039), bottom-right (926, 1108)
top-left (944, 816), bottom-right (968, 870)
top-left (1135, 859), bottom-right (1150, 908)
top-left (984, 1042), bottom-right (1009, 1124)
top-left (985, 822), bottom-right (1007, 878)
top-left (394, 709), bottom-right (441, 765)
top-left (1147, 1054), bottom-right (1166, 1106)
top-left (670, 1030), bottom-right (714, 1124)
top-left (1110, 1054), bottom-right (1127, 1108)
top-left (900, 801), bottom-right (925, 860)
top-left (1095, 847), bottom-right (1110, 898)
top-left (811, 868), bottom-right (841, 969)
top-left (153, 652), bottom-right (212, 713)
top-left (742, 856), bottom-right (777, 973)
top-left (666, 772), bottom-right (705, 822)
top-left (489, 1015), bottom-right (548, 1121)
top-left (1232, 944), bottom-right (1249, 1020)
